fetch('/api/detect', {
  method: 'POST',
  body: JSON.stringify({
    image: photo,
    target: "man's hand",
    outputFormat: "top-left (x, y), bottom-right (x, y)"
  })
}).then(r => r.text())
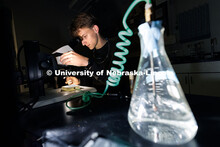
top-left (65, 77), bottom-right (80, 85)
top-left (60, 51), bottom-right (88, 66)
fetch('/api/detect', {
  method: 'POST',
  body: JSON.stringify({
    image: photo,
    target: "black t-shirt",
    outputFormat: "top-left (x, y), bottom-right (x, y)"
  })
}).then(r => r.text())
top-left (86, 41), bottom-right (115, 88)
top-left (76, 40), bottom-right (129, 95)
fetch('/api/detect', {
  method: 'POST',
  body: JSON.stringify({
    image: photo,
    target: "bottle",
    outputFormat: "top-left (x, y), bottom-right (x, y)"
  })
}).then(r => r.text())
top-left (127, 21), bottom-right (198, 145)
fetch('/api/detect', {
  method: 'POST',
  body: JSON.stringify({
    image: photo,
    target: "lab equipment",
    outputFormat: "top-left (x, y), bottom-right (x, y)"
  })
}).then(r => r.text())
top-left (23, 40), bottom-right (45, 98)
top-left (127, 20), bottom-right (198, 145)
top-left (17, 39), bottom-right (81, 111)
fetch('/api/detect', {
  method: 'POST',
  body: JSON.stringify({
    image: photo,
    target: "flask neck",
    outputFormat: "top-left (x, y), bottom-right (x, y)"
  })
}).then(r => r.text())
top-left (138, 21), bottom-right (163, 58)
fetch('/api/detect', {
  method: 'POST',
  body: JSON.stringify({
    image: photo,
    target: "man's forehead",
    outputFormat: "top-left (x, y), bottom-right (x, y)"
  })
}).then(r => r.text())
top-left (77, 27), bottom-right (93, 36)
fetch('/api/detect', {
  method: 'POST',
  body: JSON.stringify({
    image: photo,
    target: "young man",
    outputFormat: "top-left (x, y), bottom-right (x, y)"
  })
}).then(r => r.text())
top-left (60, 13), bottom-right (115, 89)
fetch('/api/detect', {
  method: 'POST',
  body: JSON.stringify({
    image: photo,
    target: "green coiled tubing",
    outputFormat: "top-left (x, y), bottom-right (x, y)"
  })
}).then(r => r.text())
top-left (66, 0), bottom-right (151, 110)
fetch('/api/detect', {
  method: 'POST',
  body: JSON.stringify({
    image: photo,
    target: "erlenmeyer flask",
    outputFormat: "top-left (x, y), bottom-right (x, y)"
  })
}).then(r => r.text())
top-left (128, 21), bottom-right (198, 145)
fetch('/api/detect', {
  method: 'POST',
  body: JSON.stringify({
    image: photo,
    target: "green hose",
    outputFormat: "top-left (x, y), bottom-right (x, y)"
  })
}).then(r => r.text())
top-left (66, 0), bottom-right (151, 110)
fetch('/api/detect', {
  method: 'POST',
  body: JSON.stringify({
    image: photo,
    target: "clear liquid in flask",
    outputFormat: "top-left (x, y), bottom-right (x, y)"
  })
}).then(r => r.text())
top-left (128, 81), bottom-right (198, 145)
top-left (128, 21), bottom-right (198, 145)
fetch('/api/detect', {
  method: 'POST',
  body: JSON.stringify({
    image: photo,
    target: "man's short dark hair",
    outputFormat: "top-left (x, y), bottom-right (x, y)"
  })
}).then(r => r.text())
top-left (70, 12), bottom-right (98, 37)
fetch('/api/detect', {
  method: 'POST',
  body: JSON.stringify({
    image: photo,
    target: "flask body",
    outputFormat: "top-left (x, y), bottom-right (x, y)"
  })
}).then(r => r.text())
top-left (128, 21), bottom-right (198, 145)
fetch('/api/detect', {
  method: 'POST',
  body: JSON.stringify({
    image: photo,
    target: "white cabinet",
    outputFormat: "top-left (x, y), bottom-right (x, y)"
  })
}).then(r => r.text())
top-left (176, 72), bottom-right (220, 97)
top-left (174, 61), bottom-right (220, 97)
top-left (190, 73), bottom-right (220, 97)
top-left (176, 73), bottom-right (190, 94)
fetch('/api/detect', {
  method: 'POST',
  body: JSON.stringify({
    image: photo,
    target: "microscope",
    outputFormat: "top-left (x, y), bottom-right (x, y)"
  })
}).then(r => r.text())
top-left (17, 39), bottom-right (85, 110)
top-left (21, 40), bottom-right (57, 98)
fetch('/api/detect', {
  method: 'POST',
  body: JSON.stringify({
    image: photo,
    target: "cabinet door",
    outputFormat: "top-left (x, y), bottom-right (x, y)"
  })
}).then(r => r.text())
top-left (190, 73), bottom-right (220, 97)
top-left (176, 73), bottom-right (190, 94)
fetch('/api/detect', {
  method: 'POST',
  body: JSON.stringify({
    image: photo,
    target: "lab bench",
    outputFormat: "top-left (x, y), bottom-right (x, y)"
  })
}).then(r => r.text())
top-left (18, 94), bottom-right (220, 147)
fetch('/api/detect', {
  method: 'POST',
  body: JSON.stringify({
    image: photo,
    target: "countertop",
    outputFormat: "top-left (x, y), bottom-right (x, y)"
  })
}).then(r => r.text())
top-left (19, 95), bottom-right (220, 147)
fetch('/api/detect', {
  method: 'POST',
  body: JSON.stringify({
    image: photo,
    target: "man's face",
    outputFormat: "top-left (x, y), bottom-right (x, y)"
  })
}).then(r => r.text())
top-left (77, 26), bottom-right (98, 50)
